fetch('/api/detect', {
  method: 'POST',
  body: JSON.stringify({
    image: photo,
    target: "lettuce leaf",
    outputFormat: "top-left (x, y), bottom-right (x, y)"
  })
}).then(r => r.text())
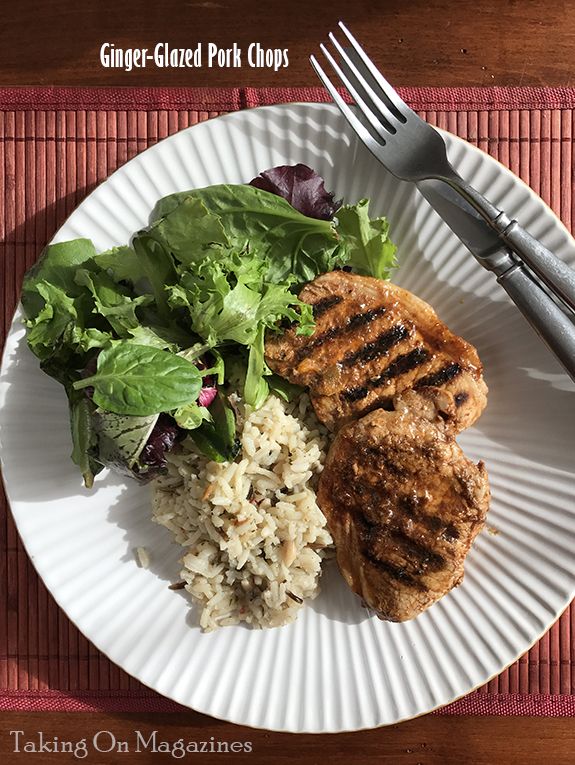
top-left (96, 238), bottom-right (178, 323)
top-left (69, 391), bottom-right (103, 489)
top-left (150, 184), bottom-right (346, 285)
top-left (188, 392), bottom-right (239, 463)
top-left (90, 409), bottom-right (159, 472)
top-left (93, 245), bottom-right (142, 284)
top-left (167, 250), bottom-right (313, 349)
top-left (173, 401), bottom-right (211, 430)
top-left (335, 199), bottom-right (397, 280)
top-left (250, 163), bottom-right (341, 220)
top-left (244, 325), bottom-right (270, 409)
top-left (25, 281), bottom-right (80, 359)
top-left (21, 238), bottom-right (97, 319)
top-left (74, 268), bottom-right (152, 337)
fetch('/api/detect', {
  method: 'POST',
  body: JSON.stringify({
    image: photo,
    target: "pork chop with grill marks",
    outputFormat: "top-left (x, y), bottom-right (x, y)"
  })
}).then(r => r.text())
top-left (317, 395), bottom-right (490, 621)
top-left (265, 271), bottom-right (487, 433)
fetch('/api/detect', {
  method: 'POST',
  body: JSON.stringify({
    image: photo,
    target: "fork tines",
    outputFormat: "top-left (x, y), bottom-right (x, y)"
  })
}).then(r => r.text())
top-left (310, 21), bottom-right (410, 146)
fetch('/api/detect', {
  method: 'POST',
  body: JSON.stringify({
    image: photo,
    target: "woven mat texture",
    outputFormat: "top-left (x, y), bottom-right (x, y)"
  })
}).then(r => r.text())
top-left (1, 87), bottom-right (574, 712)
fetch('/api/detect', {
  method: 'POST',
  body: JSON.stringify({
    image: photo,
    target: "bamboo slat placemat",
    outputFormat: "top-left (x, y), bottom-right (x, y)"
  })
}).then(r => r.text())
top-left (1, 86), bottom-right (574, 716)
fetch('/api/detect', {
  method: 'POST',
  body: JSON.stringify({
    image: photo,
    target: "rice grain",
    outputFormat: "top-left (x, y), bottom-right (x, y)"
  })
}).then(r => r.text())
top-left (152, 394), bottom-right (332, 631)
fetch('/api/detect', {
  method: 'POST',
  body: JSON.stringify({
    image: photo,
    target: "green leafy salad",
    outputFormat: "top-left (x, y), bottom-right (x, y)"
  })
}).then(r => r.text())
top-left (21, 164), bottom-right (397, 488)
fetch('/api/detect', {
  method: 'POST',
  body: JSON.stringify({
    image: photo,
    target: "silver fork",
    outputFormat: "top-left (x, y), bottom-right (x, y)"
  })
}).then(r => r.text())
top-left (311, 23), bottom-right (575, 380)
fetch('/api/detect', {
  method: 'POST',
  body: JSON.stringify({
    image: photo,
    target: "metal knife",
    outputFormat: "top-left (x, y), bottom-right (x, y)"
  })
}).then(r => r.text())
top-left (416, 179), bottom-right (575, 380)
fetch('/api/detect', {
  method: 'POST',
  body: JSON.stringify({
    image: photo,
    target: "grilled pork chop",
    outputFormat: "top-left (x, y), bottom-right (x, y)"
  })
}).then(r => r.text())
top-left (265, 271), bottom-right (487, 433)
top-left (317, 396), bottom-right (490, 621)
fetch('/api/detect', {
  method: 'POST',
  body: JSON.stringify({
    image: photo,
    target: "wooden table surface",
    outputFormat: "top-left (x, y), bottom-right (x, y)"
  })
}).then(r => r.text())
top-left (1, 0), bottom-right (575, 762)
top-left (2, 0), bottom-right (575, 87)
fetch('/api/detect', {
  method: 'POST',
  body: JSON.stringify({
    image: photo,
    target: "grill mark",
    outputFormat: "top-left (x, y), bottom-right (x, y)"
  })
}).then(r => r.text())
top-left (296, 324), bottom-right (340, 359)
top-left (344, 484), bottom-right (453, 593)
top-left (342, 324), bottom-right (410, 367)
top-left (364, 553), bottom-right (425, 590)
top-left (416, 362), bottom-right (462, 388)
top-left (342, 347), bottom-right (429, 403)
top-left (389, 528), bottom-right (446, 572)
top-left (293, 304), bottom-right (387, 363)
top-left (398, 495), bottom-right (443, 534)
top-left (443, 524), bottom-right (460, 542)
top-left (350, 477), bottom-right (457, 551)
top-left (342, 385), bottom-right (369, 403)
top-left (347, 305), bottom-right (387, 330)
top-left (369, 347), bottom-right (430, 387)
top-left (311, 294), bottom-right (343, 317)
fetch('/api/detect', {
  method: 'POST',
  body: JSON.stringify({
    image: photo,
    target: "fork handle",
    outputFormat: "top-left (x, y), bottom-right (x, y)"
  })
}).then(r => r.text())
top-left (445, 174), bottom-right (575, 314)
top-left (494, 213), bottom-right (575, 312)
top-left (496, 260), bottom-right (575, 382)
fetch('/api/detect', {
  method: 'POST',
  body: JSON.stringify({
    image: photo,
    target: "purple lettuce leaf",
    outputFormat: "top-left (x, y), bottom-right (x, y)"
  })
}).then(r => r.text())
top-left (249, 164), bottom-right (341, 220)
top-left (196, 354), bottom-right (218, 408)
top-left (198, 386), bottom-right (217, 407)
top-left (138, 414), bottom-right (183, 473)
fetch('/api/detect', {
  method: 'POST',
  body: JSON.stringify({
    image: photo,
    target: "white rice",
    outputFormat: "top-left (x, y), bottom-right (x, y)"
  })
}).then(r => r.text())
top-left (152, 393), bottom-right (333, 631)
top-left (135, 546), bottom-right (150, 569)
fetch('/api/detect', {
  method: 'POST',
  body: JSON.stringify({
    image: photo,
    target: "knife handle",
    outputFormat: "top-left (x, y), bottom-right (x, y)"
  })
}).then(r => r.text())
top-left (497, 262), bottom-right (575, 382)
top-left (496, 215), bottom-right (575, 313)
top-left (446, 173), bottom-right (575, 316)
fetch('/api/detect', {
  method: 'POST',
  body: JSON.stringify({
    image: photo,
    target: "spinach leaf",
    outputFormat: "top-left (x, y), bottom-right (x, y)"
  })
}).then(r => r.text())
top-left (74, 342), bottom-right (202, 416)
top-left (335, 199), bottom-right (397, 280)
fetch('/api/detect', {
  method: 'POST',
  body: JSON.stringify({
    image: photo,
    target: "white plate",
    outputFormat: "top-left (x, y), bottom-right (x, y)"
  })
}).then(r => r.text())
top-left (1, 104), bottom-right (575, 733)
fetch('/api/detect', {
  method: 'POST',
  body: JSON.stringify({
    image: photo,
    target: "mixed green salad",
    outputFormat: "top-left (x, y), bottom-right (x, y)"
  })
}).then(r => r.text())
top-left (21, 164), bottom-right (397, 488)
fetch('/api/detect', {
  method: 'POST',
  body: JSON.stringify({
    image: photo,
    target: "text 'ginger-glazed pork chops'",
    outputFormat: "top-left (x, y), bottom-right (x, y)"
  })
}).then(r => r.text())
top-left (265, 271), bottom-right (487, 433)
top-left (317, 395), bottom-right (490, 621)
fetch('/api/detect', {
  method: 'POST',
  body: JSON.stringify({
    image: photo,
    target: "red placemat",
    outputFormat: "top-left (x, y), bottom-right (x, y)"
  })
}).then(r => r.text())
top-left (1, 86), bottom-right (574, 717)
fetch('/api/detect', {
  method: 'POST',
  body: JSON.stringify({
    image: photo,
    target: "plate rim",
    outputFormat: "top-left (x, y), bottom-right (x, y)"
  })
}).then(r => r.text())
top-left (1, 102), bottom-right (575, 733)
